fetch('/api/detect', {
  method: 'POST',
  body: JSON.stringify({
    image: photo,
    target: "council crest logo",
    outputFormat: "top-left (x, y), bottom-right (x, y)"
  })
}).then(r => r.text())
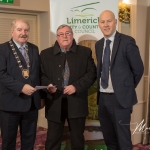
top-left (70, 2), bottom-right (100, 18)
top-left (67, 2), bottom-right (100, 34)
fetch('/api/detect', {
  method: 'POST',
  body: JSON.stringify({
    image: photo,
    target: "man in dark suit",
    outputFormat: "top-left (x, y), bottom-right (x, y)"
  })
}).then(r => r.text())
top-left (0, 18), bottom-right (45, 150)
top-left (40, 24), bottom-right (96, 150)
top-left (95, 10), bottom-right (144, 150)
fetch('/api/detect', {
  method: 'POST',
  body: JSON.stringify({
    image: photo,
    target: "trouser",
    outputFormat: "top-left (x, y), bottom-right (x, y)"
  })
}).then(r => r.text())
top-left (98, 92), bottom-right (132, 150)
top-left (45, 97), bottom-right (86, 150)
top-left (1, 107), bottom-right (38, 150)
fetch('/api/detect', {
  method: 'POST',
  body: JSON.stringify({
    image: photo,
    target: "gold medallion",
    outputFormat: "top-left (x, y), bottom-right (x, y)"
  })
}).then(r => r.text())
top-left (22, 69), bottom-right (29, 79)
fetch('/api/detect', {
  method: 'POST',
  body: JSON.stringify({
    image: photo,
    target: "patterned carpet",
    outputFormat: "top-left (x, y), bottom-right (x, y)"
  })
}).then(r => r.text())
top-left (132, 144), bottom-right (150, 150)
top-left (0, 126), bottom-right (149, 150)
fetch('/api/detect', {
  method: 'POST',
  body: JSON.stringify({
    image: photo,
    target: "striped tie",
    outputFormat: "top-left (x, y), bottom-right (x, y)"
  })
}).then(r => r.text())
top-left (19, 46), bottom-right (30, 65)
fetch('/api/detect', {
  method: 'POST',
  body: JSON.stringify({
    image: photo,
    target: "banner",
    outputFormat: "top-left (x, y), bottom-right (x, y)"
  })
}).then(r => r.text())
top-left (50, 0), bottom-right (118, 44)
top-left (50, 0), bottom-right (118, 143)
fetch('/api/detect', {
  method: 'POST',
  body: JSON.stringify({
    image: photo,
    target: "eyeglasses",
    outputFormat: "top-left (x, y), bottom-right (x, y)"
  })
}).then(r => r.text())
top-left (57, 32), bottom-right (72, 37)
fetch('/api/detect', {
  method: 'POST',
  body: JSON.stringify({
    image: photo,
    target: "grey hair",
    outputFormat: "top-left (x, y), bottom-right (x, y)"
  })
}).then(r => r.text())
top-left (11, 18), bottom-right (30, 31)
top-left (56, 24), bottom-right (73, 33)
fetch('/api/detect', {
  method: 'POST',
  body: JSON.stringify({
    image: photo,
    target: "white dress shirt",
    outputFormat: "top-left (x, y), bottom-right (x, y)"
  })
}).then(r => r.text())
top-left (100, 31), bottom-right (116, 93)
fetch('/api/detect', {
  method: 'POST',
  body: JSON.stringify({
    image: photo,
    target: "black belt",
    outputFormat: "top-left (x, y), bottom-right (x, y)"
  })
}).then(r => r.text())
top-left (101, 92), bottom-right (114, 95)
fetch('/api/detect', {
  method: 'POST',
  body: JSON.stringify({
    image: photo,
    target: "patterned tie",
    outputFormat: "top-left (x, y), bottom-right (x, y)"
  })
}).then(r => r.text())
top-left (63, 53), bottom-right (70, 87)
top-left (19, 46), bottom-right (29, 65)
top-left (63, 60), bottom-right (70, 87)
top-left (101, 39), bottom-right (111, 89)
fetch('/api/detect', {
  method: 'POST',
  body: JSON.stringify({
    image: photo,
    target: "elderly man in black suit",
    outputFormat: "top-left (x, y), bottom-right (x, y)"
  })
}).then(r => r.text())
top-left (95, 10), bottom-right (144, 150)
top-left (40, 24), bottom-right (96, 150)
top-left (0, 18), bottom-right (45, 150)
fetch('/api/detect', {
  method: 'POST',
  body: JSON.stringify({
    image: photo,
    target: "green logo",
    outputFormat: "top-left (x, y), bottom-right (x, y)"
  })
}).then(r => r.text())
top-left (66, 2), bottom-right (100, 34)
top-left (70, 2), bottom-right (100, 18)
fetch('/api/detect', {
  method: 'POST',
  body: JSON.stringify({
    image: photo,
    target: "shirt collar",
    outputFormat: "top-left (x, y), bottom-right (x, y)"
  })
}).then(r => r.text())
top-left (53, 39), bottom-right (77, 55)
top-left (60, 48), bottom-right (69, 53)
top-left (13, 39), bottom-right (26, 49)
top-left (104, 30), bottom-right (116, 42)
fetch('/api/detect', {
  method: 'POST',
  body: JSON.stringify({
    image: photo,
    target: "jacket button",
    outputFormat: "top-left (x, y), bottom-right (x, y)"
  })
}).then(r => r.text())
top-left (59, 65), bottom-right (61, 67)
top-left (58, 78), bottom-right (60, 80)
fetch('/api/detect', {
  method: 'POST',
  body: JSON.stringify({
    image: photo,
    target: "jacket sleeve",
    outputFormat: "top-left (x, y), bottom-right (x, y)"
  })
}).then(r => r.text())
top-left (40, 50), bottom-right (52, 86)
top-left (126, 37), bottom-right (144, 88)
top-left (0, 45), bottom-right (25, 95)
top-left (72, 48), bottom-right (97, 94)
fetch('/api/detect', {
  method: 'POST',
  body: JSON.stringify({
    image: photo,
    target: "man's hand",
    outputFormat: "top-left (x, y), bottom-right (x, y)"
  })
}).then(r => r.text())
top-left (63, 85), bottom-right (76, 95)
top-left (47, 84), bottom-right (57, 93)
top-left (22, 84), bottom-right (36, 95)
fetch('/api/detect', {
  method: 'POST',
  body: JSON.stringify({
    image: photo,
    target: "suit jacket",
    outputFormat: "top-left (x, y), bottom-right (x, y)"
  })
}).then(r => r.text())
top-left (40, 39), bottom-right (96, 123)
top-left (95, 31), bottom-right (144, 108)
top-left (0, 39), bottom-right (42, 112)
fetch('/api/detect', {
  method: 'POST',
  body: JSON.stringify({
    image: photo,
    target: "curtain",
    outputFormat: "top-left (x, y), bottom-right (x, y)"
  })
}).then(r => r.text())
top-left (142, 61), bottom-right (150, 144)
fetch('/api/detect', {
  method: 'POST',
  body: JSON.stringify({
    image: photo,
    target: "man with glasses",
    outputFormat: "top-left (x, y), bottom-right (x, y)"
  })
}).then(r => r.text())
top-left (40, 24), bottom-right (96, 150)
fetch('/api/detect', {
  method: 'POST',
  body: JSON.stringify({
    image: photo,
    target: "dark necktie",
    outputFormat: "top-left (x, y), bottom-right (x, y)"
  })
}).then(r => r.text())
top-left (101, 39), bottom-right (111, 89)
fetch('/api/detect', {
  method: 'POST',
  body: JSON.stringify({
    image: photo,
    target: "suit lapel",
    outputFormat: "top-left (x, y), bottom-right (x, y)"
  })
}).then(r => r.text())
top-left (97, 38), bottom-right (104, 78)
top-left (110, 32), bottom-right (121, 67)
top-left (27, 43), bottom-right (33, 71)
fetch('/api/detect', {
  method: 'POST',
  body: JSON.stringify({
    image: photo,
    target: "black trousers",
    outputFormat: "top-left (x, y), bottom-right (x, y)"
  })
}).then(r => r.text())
top-left (1, 104), bottom-right (38, 150)
top-left (45, 97), bottom-right (86, 150)
top-left (98, 93), bottom-right (132, 150)
top-left (0, 110), bottom-right (1, 134)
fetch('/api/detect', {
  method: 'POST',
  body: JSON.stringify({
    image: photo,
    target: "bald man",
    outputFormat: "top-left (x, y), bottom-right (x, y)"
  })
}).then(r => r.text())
top-left (95, 10), bottom-right (144, 150)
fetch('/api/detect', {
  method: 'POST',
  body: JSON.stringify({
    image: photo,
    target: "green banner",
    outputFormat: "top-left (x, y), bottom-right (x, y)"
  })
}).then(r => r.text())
top-left (0, 0), bottom-right (14, 4)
